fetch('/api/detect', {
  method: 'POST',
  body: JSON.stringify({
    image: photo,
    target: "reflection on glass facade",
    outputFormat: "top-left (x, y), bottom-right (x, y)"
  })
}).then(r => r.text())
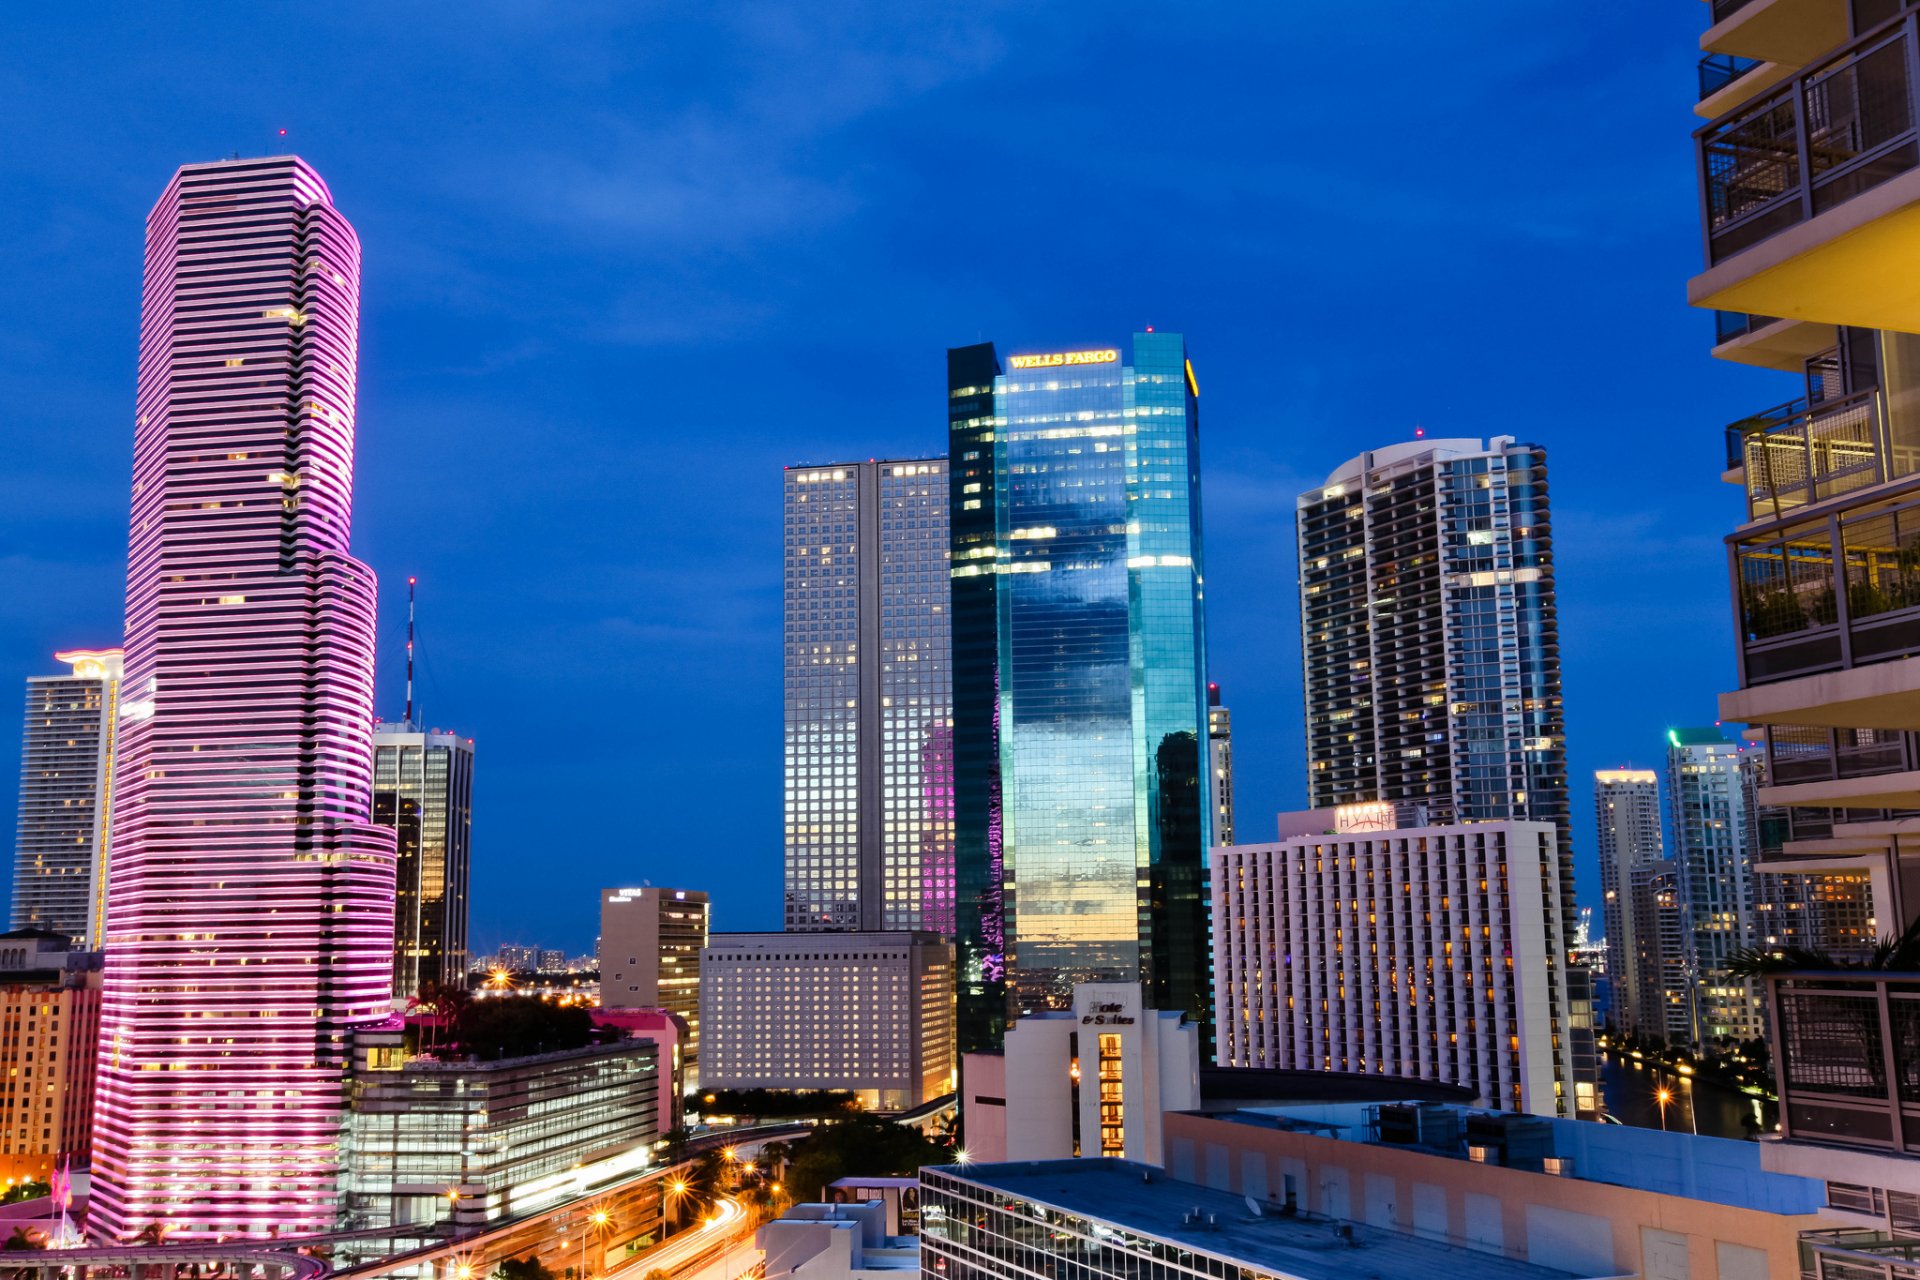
top-left (783, 460), bottom-right (953, 933)
top-left (373, 724), bottom-right (474, 1000)
top-left (949, 335), bottom-right (1210, 1051)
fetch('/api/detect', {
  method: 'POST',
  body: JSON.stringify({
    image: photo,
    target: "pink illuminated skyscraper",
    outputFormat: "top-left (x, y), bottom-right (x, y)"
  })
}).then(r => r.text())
top-left (88, 157), bottom-right (397, 1243)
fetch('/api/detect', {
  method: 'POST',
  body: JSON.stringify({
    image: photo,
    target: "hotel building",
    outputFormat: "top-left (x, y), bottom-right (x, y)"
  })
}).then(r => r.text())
top-left (10, 649), bottom-right (122, 948)
top-left (783, 459), bottom-right (953, 934)
top-left (373, 721), bottom-right (474, 1001)
top-left (599, 886), bottom-right (708, 1076)
top-left (1297, 437), bottom-right (1594, 1115)
top-left (0, 931), bottom-right (102, 1186)
top-left (947, 335), bottom-right (1210, 1050)
top-left (1594, 768), bottom-right (1664, 1035)
top-left (1213, 810), bottom-right (1579, 1117)
top-left (961, 982), bottom-right (1199, 1166)
top-left (699, 932), bottom-right (953, 1111)
top-left (89, 156), bottom-right (397, 1241)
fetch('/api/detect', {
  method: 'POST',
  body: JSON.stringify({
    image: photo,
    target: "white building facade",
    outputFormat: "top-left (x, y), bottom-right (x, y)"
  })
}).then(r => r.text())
top-left (699, 931), bottom-right (954, 1111)
top-left (1213, 812), bottom-right (1576, 1117)
top-left (962, 982), bottom-right (1198, 1166)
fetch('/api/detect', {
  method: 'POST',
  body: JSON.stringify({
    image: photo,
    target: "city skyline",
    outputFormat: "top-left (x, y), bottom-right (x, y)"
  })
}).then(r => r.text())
top-left (2, 6), bottom-right (1767, 955)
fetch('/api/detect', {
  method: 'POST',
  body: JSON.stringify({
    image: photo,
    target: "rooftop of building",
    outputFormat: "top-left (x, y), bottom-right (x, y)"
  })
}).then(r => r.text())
top-left (1193, 1068), bottom-right (1473, 1111)
top-left (1666, 725), bottom-right (1741, 748)
top-left (1260, 805), bottom-right (1555, 844)
top-left (705, 931), bottom-right (948, 949)
top-left (1205, 1102), bottom-right (1826, 1215)
top-left (930, 1160), bottom-right (1581, 1280)
top-left (0, 928), bottom-right (72, 944)
top-left (1316, 435), bottom-right (1527, 490)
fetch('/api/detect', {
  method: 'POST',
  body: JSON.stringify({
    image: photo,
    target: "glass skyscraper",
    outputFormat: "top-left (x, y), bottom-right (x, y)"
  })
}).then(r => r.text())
top-left (373, 722), bottom-right (474, 1001)
top-left (948, 334), bottom-right (1210, 1051)
top-left (783, 459), bottom-right (953, 933)
top-left (11, 648), bottom-right (122, 948)
top-left (1297, 436), bottom-right (1595, 1117)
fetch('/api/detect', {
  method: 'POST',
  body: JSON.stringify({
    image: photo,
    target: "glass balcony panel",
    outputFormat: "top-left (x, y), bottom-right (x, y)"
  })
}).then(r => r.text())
top-left (1701, 22), bottom-right (1920, 264)
top-left (1701, 52), bottom-right (1763, 101)
top-left (1739, 520), bottom-right (1839, 639)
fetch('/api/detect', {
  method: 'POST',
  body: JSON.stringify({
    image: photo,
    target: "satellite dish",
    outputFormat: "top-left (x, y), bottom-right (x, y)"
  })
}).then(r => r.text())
top-left (1245, 1196), bottom-right (1262, 1217)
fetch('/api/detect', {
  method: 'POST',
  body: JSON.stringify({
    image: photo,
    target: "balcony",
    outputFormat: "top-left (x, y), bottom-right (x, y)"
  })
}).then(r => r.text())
top-left (1700, 53), bottom-right (1800, 121)
top-left (1724, 387), bottom-right (1903, 519)
top-left (1703, 0), bottom-right (1848, 63)
top-left (1765, 971), bottom-right (1920, 1153)
top-left (1800, 1229), bottom-right (1920, 1278)
top-left (1691, 15), bottom-right (1920, 331)
top-left (1713, 311), bottom-right (1838, 370)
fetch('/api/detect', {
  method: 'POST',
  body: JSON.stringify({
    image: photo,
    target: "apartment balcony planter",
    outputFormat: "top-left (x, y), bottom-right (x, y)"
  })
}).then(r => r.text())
top-left (1691, 13), bottom-right (1920, 331)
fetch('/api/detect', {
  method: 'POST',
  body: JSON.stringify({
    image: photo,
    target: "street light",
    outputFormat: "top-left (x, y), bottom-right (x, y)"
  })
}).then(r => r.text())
top-left (1655, 1086), bottom-right (1673, 1131)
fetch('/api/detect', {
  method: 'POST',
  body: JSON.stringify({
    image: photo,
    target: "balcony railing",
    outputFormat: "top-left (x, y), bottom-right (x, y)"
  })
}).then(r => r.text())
top-left (1801, 1229), bottom-right (1920, 1279)
top-left (1700, 15), bottom-right (1920, 265)
top-left (1766, 972), bottom-right (1920, 1153)
top-left (1735, 479), bottom-right (1920, 682)
top-left (1716, 309), bottom-right (1785, 344)
top-left (1726, 387), bottom-right (1890, 512)
top-left (1712, 0), bottom-right (1762, 23)
top-left (1702, 52), bottom-right (1765, 101)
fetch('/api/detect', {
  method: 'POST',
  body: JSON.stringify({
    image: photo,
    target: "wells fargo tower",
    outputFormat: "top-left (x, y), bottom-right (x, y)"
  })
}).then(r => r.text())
top-left (89, 157), bottom-right (397, 1242)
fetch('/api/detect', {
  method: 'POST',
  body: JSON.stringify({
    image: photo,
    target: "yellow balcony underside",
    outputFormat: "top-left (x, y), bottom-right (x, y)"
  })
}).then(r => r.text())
top-left (1689, 168), bottom-right (1920, 333)
top-left (1701, 0), bottom-right (1847, 64)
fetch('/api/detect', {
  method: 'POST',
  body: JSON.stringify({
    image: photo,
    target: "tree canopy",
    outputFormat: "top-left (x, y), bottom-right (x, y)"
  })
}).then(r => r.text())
top-left (781, 1116), bottom-right (953, 1202)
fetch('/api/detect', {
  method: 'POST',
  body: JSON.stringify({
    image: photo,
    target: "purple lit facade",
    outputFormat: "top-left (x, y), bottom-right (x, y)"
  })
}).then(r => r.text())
top-left (89, 157), bottom-right (397, 1242)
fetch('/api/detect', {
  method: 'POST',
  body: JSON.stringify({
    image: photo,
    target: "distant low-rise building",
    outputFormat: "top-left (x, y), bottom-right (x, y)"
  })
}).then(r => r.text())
top-left (700, 932), bottom-right (953, 1111)
top-left (0, 930), bottom-right (101, 1185)
top-left (962, 983), bottom-right (1197, 1166)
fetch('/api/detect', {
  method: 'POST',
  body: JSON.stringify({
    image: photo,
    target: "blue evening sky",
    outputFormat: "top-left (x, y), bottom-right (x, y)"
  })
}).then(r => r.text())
top-left (0, 4), bottom-right (1775, 955)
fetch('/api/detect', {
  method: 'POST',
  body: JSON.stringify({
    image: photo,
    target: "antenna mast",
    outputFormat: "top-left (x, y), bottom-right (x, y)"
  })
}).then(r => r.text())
top-left (405, 576), bottom-right (417, 726)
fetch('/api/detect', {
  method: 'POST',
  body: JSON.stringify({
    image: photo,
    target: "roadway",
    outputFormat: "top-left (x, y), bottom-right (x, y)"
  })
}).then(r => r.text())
top-left (607, 1195), bottom-right (756, 1280)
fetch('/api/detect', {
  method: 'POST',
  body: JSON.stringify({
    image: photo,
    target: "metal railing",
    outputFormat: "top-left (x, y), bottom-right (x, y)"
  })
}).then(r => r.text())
top-left (1700, 14), bottom-right (1920, 264)
top-left (1800, 1228), bottom-right (1920, 1279)
top-left (1702, 52), bottom-right (1764, 100)
top-left (1725, 388), bottom-right (1884, 514)
top-left (1766, 972), bottom-right (1920, 1155)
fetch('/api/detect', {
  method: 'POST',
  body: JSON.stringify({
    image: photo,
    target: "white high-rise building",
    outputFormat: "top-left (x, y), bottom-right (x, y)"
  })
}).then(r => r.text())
top-left (1207, 683), bottom-right (1234, 847)
top-left (11, 648), bottom-right (122, 948)
top-left (1667, 727), bottom-right (1764, 1045)
top-left (1594, 769), bottom-right (1664, 1035)
top-left (782, 460), bottom-right (952, 934)
top-left (1213, 809), bottom-right (1577, 1117)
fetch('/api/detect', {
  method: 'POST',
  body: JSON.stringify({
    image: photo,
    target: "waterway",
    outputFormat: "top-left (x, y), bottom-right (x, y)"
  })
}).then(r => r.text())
top-left (1598, 1051), bottom-right (1773, 1140)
